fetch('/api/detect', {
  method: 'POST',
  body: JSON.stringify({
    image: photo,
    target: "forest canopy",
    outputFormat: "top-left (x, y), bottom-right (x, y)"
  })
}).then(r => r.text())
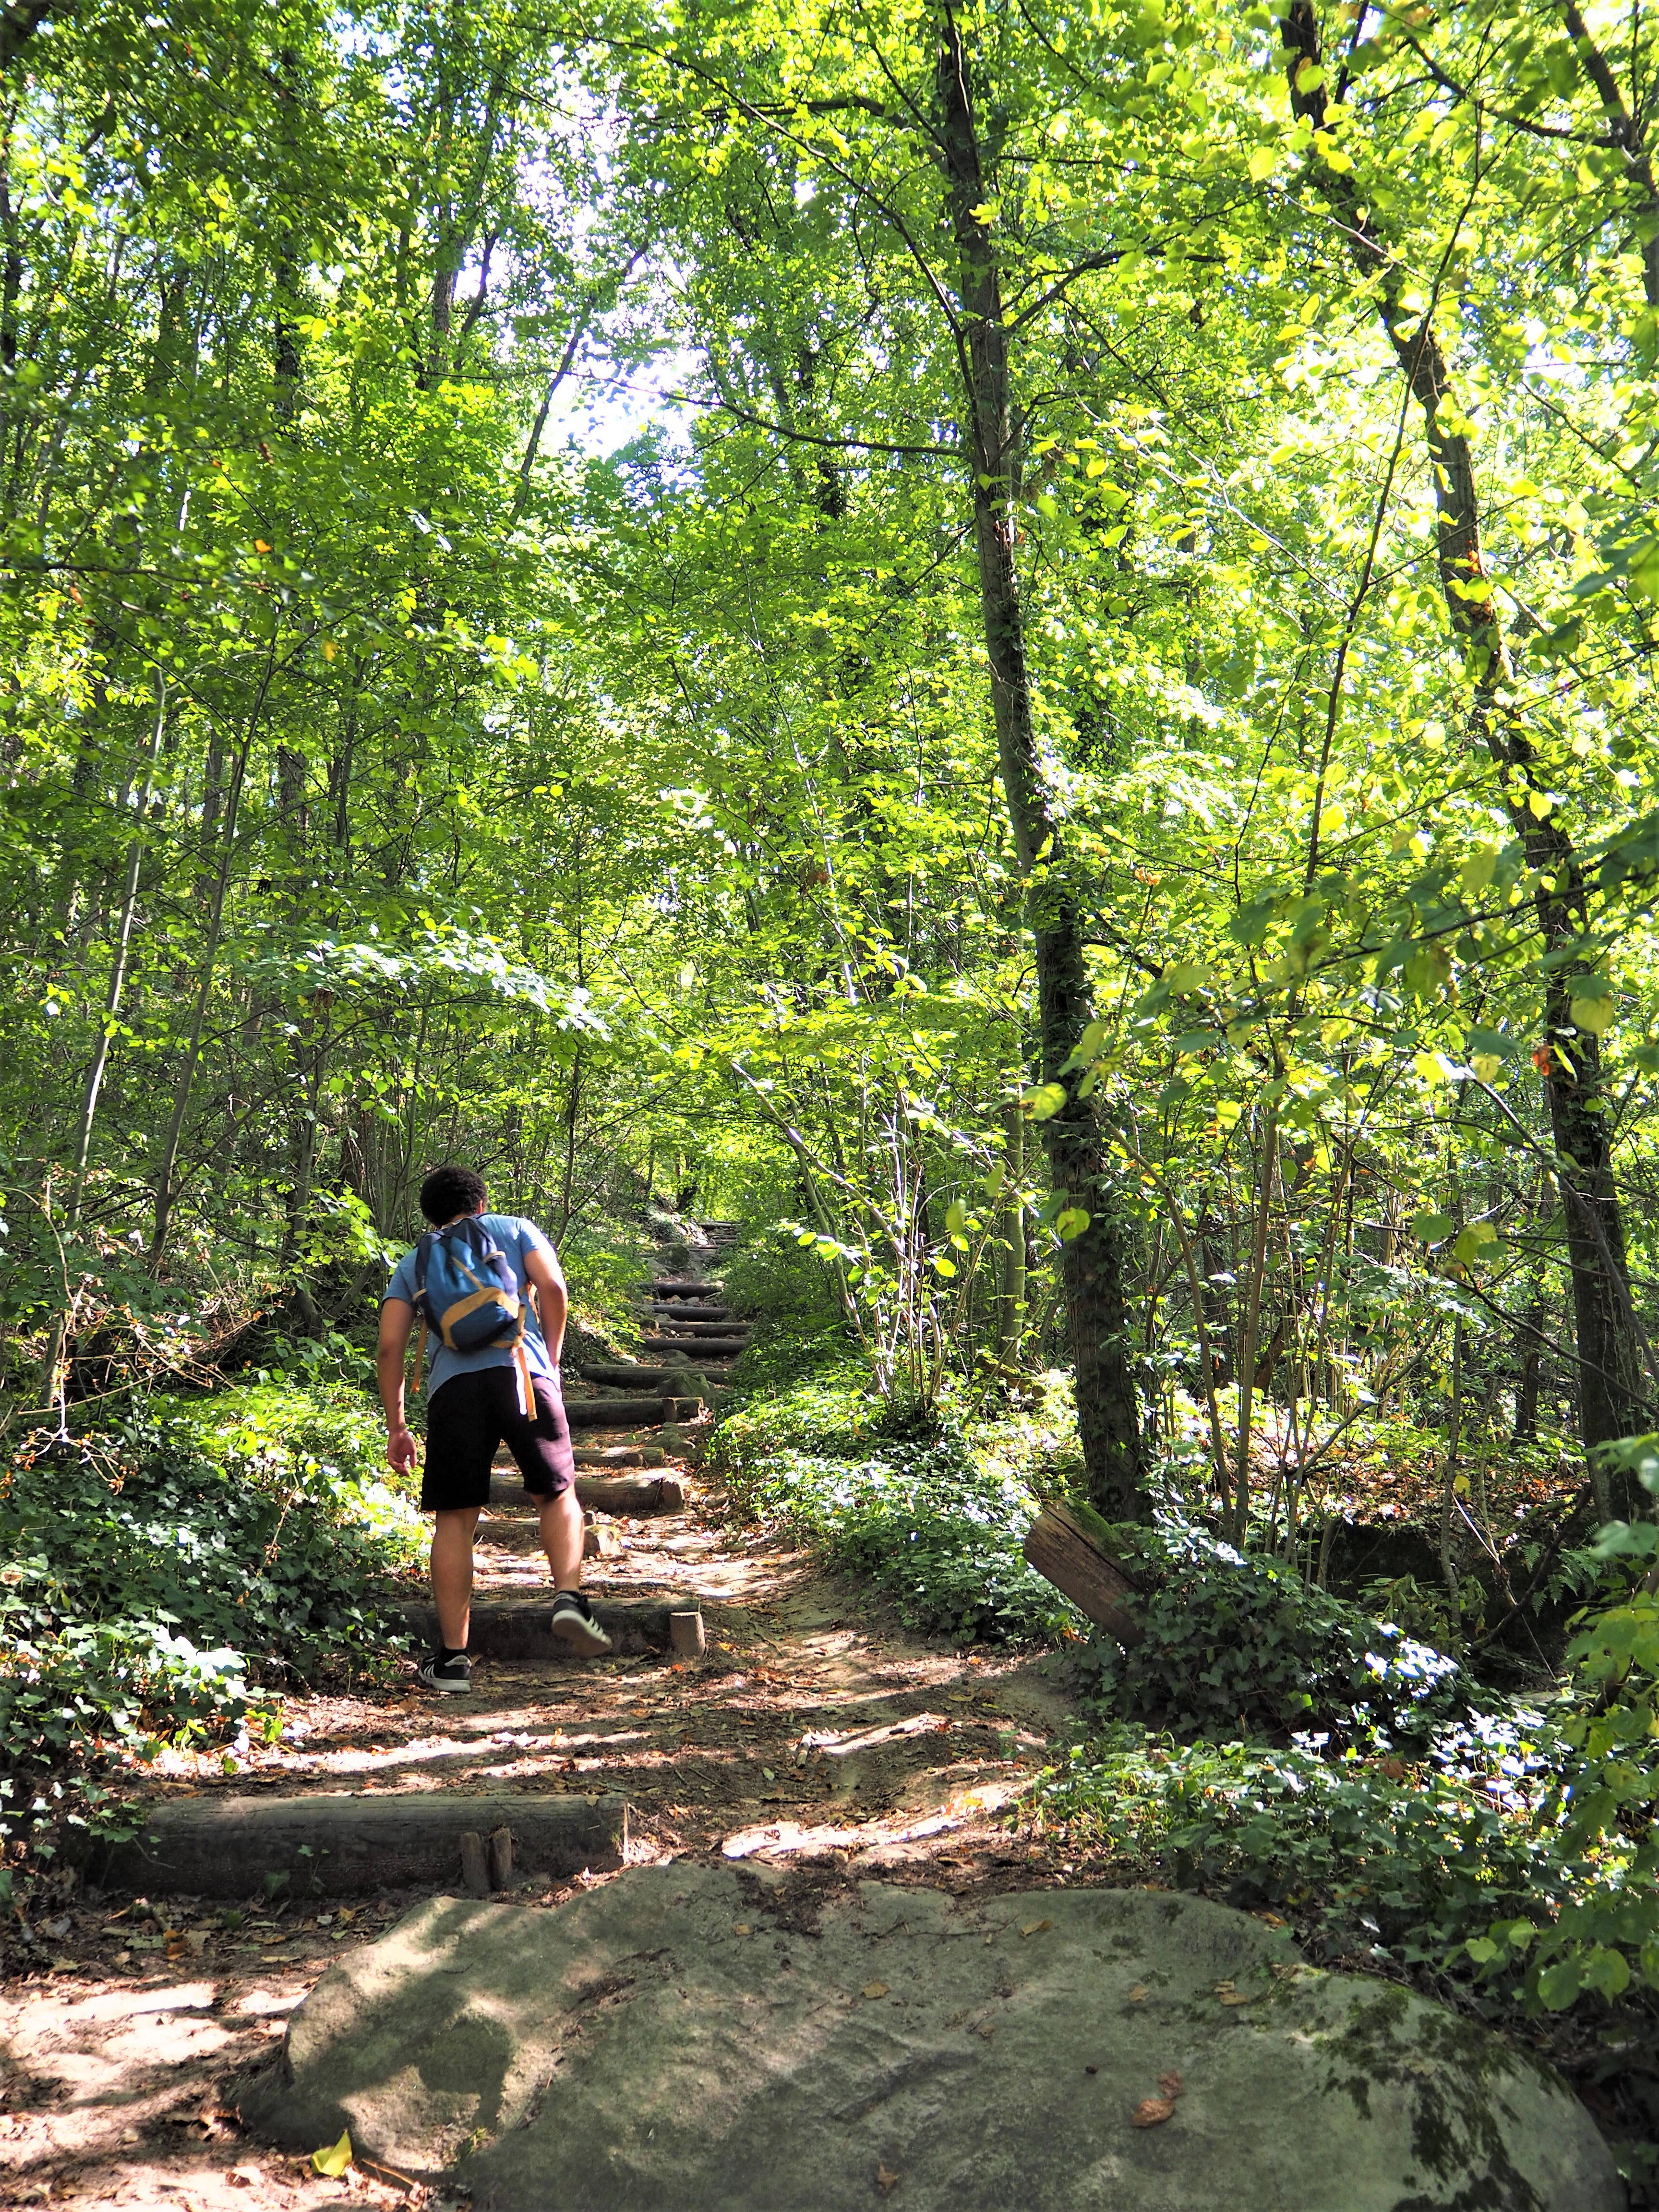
top-left (7, 0), bottom-right (1659, 1497)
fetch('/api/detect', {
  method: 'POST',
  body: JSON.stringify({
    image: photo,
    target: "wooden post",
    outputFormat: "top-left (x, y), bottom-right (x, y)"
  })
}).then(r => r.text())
top-left (669, 1609), bottom-right (706, 1658)
top-left (459, 1832), bottom-right (489, 1898)
top-left (1022, 1504), bottom-right (1143, 1647)
top-left (487, 1827), bottom-right (513, 1891)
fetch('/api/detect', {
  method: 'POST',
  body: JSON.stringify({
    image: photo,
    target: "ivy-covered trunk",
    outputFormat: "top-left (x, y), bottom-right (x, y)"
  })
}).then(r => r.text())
top-left (935, 8), bottom-right (1143, 1520)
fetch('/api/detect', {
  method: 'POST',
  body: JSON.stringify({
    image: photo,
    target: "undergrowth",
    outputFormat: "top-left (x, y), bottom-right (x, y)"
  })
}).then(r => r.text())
top-left (710, 1363), bottom-right (1084, 1642)
top-left (1087, 1515), bottom-right (1467, 1750)
top-left (0, 1381), bottom-right (422, 1885)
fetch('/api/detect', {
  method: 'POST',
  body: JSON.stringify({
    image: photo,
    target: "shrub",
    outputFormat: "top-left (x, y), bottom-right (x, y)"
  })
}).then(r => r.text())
top-left (1035, 1717), bottom-right (1576, 1979)
top-left (714, 1372), bottom-right (1080, 1643)
top-left (1085, 1517), bottom-right (1466, 1751)
top-left (719, 1235), bottom-right (852, 1388)
top-left (0, 1382), bottom-right (423, 1863)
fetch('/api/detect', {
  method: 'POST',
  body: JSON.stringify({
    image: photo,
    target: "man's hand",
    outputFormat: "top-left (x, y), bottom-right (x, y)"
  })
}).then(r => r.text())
top-left (387, 1421), bottom-right (419, 1474)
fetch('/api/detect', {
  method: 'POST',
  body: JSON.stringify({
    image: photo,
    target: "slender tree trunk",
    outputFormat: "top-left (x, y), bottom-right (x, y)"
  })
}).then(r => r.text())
top-left (36, 675), bottom-right (169, 1411)
top-left (935, 9), bottom-right (1142, 1517)
top-left (1283, 0), bottom-right (1650, 1491)
top-left (149, 651), bottom-right (277, 1269)
top-left (998, 1097), bottom-right (1026, 1362)
top-left (1230, 1106), bottom-right (1278, 1544)
top-left (64, 674), bottom-right (168, 1228)
top-left (1515, 1289), bottom-right (1545, 1441)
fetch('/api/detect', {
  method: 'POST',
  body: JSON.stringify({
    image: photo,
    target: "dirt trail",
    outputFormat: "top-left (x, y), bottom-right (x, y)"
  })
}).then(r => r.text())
top-left (0, 1246), bottom-right (1081, 2209)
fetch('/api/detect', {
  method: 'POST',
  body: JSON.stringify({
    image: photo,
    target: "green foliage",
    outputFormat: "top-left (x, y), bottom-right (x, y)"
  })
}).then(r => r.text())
top-left (0, 1384), bottom-right (421, 1851)
top-left (713, 1372), bottom-right (1081, 1642)
top-left (1084, 1520), bottom-right (1466, 1750)
top-left (719, 1236), bottom-right (853, 1387)
top-left (1037, 1720), bottom-right (1582, 1985)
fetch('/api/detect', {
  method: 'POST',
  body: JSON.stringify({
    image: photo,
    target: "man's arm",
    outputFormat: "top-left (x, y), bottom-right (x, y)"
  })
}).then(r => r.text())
top-left (523, 1244), bottom-right (569, 1364)
top-left (377, 1297), bottom-right (419, 1472)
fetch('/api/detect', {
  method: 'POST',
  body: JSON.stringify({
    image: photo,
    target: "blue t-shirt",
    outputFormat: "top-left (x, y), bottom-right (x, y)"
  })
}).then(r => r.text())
top-left (384, 1214), bottom-right (560, 1400)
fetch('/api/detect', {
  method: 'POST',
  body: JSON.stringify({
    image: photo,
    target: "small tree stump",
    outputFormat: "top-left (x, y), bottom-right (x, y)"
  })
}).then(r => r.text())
top-left (1023, 1504), bottom-right (1143, 1647)
top-left (669, 1609), bottom-right (706, 1658)
top-left (459, 1831), bottom-right (489, 1897)
top-left (487, 1828), bottom-right (513, 1891)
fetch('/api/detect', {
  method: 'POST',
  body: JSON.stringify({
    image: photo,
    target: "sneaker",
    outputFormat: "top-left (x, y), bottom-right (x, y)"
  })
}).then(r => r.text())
top-left (418, 1650), bottom-right (472, 1694)
top-left (549, 1590), bottom-right (612, 1656)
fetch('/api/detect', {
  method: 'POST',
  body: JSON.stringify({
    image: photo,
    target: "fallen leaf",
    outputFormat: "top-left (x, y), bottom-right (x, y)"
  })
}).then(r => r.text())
top-left (1158, 2070), bottom-right (1183, 2101)
top-left (863, 1981), bottom-right (890, 2000)
top-left (733, 1923), bottom-right (751, 1936)
top-left (1254, 1911), bottom-right (1286, 1928)
top-left (1218, 1991), bottom-right (1252, 2006)
top-left (1130, 2097), bottom-right (1175, 2128)
top-left (1128, 1984), bottom-right (1147, 2003)
top-left (312, 2128), bottom-right (352, 2177)
top-left (875, 2164), bottom-right (899, 2195)
top-left (1020, 1918), bottom-right (1053, 1937)
top-left (226, 2168), bottom-right (263, 2189)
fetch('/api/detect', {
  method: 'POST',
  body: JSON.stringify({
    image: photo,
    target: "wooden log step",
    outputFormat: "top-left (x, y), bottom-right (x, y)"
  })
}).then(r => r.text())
top-left (1022, 1503), bottom-right (1143, 1648)
top-left (637, 1338), bottom-right (747, 1359)
top-left (650, 1280), bottom-right (724, 1298)
top-left (87, 1789), bottom-right (623, 1899)
top-left (641, 1304), bottom-right (738, 1323)
top-left (489, 1471), bottom-right (688, 1514)
top-left (573, 1444), bottom-right (666, 1468)
top-left (565, 1395), bottom-right (702, 1427)
top-left (577, 1363), bottom-right (715, 1388)
top-left (400, 1595), bottom-right (672, 1658)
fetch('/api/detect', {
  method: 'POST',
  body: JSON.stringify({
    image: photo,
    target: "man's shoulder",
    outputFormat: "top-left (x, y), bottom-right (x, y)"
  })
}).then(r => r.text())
top-left (485, 1212), bottom-right (552, 1246)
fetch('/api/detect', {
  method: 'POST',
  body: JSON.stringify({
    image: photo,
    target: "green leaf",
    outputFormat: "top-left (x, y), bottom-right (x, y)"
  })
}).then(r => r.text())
top-left (1023, 1083), bottom-right (1069, 1122)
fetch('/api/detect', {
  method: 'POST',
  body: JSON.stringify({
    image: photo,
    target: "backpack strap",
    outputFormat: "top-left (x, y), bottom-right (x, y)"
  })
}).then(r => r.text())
top-left (412, 1229), bottom-right (438, 1316)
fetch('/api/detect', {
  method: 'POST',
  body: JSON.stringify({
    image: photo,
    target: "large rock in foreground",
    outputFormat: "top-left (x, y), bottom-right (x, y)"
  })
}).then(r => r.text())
top-left (238, 1866), bottom-right (1618, 2211)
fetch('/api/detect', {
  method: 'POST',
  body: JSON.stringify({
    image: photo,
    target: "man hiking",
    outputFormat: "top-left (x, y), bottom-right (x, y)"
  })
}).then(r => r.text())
top-left (378, 1163), bottom-right (611, 1691)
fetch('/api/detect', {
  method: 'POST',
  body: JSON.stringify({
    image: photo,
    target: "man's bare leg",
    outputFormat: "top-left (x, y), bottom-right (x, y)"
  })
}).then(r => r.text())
top-left (431, 1506), bottom-right (481, 1648)
top-left (538, 1486), bottom-right (583, 1591)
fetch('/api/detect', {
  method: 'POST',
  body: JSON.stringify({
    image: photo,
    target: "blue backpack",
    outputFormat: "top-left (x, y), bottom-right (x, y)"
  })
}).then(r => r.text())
top-left (410, 1217), bottom-right (535, 1413)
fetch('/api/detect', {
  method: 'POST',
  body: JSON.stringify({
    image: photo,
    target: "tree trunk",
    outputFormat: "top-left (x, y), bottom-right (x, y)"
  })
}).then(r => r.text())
top-left (1514, 1290), bottom-right (1545, 1442)
top-left (998, 1097), bottom-right (1026, 1362)
top-left (1282, 0), bottom-right (1650, 1489)
top-left (150, 650), bottom-right (277, 1269)
top-left (935, 10), bottom-right (1142, 1518)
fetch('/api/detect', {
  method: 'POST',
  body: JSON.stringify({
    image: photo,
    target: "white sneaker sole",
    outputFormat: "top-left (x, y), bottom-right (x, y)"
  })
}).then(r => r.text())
top-left (549, 1606), bottom-right (612, 1656)
top-left (418, 1670), bottom-right (472, 1694)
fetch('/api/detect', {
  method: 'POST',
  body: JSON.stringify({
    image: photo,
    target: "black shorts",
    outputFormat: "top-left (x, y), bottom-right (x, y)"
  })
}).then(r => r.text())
top-left (421, 1366), bottom-right (576, 1512)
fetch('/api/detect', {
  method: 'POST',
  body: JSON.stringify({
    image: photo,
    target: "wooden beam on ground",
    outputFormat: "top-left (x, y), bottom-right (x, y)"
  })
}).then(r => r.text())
top-left (1023, 1503), bottom-right (1144, 1647)
top-left (650, 1279), bottom-right (724, 1298)
top-left (565, 1395), bottom-right (702, 1427)
top-left (637, 1337), bottom-right (747, 1359)
top-left (87, 1790), bottom-right (623, 1898)
top-left (577, 1363), bottom-right (714, 1388)
top-left (399, 1595), bottom-right (673, 1658)
top-left (490, 1471), bottom-right (688, 1514)
top-left (572, 1444), bottom-right (666, 1468)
